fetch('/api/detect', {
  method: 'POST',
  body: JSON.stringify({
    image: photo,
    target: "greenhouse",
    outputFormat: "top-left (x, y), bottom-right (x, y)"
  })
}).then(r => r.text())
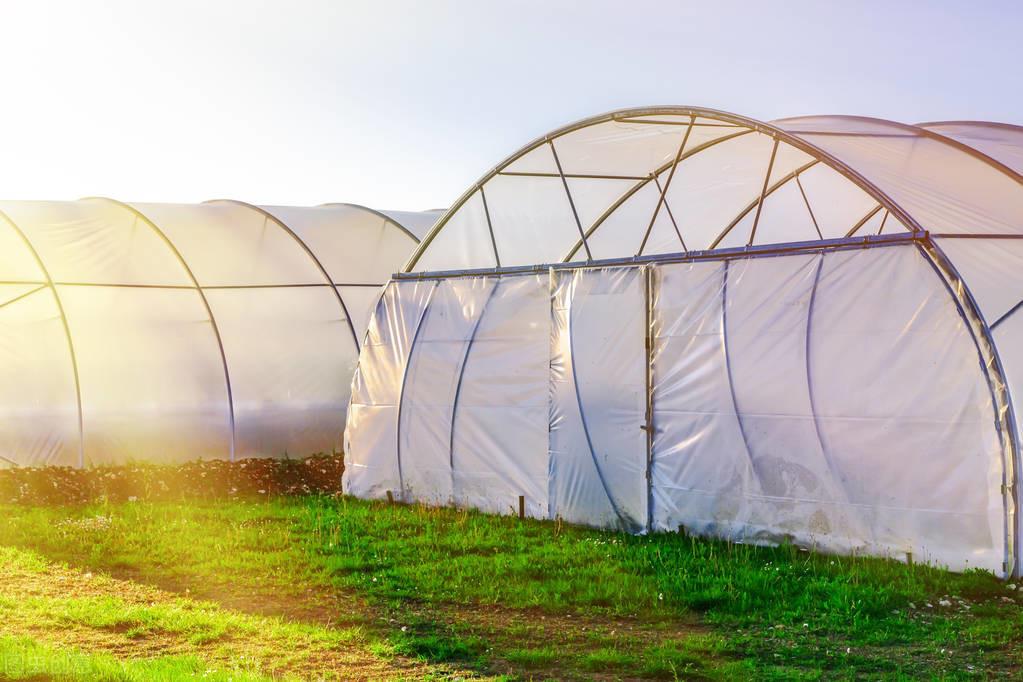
top-left (0, 199), bottom-right (435, 468)
top-left (345, 107), bottom-right (1023, 576)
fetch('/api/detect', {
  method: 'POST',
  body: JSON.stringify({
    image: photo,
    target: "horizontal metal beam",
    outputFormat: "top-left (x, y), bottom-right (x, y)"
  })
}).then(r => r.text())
top-left (0, 281), bottom-right (386, 291)
top-left (498, 171), bottom-right (650, 181)
top-left (612, 117), bottom-right (742, 128)
top-left (397, 232), bottom-right (925, 281)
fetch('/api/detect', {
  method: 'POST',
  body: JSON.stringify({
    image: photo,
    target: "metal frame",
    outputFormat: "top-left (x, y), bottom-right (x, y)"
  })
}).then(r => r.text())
top-left (637, 116), bottom-right (694, 256)
top-left (479, 187), bottom-right (501, 268)
top-left (0, 209), bottom-right (85, 468)
top-left (746, 139), bottom-right (780, 247)
top-left (85, 197), bottom-right (239, 462)
top-left (709, 160), bottom-right (821, 248)
top-left (650, 176), bottom-right (686, 253)
top-left (564, 130), bottom-right (754, 262)
top-left (795, 171), bottom-right (823, 240)
top-left (404, 106), bottom-right (930, 273)
top-left (397, 232), bottom-right (921, 281)
top-left (408, 110), bottom-right (1023, 278)
top-left (548, 140), bottom-right (592, 261)
top-left (643, 264), bottom-right (655, 531)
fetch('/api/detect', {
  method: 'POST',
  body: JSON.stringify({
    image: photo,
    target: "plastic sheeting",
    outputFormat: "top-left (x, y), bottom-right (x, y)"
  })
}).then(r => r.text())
top-left (0, 199), bottom-right (426, 467)
top-left (345, 242), bottom-right (1008, 575)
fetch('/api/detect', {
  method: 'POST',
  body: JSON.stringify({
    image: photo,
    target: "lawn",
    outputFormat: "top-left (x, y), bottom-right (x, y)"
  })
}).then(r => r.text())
top-left (1, 459), bottom-right (1022, 679)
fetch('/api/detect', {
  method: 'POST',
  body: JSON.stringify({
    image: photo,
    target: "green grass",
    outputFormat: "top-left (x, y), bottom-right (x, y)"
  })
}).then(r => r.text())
top-left (0, 635), bottom-right (276, 682)
top-left (2, 496), bottom-right (1023, 679)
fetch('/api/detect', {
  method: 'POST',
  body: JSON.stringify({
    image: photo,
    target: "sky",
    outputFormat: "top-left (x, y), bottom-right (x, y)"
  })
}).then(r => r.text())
top-left (0, 0), bottom-right (1019, 211)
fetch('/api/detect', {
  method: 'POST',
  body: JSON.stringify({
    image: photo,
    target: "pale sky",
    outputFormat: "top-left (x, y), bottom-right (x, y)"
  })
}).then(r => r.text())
top-left (0, 0), bottom-right (1019, 211)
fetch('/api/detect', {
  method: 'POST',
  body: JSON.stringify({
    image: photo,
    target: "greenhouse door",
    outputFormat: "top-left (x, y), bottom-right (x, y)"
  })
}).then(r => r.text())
top-left (549, 267), bottom-right (649, 532)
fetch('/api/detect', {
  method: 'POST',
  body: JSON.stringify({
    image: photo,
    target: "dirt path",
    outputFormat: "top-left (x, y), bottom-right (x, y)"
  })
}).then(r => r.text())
top-left (0, 548), bottom-right (462, 681)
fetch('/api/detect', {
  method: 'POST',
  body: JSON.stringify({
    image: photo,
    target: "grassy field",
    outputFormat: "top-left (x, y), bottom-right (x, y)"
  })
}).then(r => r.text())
top-left (1, 489), bottom-right (1023, 680)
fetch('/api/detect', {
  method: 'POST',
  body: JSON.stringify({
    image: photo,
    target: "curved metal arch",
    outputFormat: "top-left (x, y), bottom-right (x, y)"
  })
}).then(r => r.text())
top-left (405, 106), bottom-right (929, 272)
top-left (720, 259), bottom-right (764, 498)
top-left (394, 281), bottom-right (439, 501)
top-left (204, 199), bottom-right (361, 353)
top-left (778, 114), bottom-right (1023, 187)
top-left (561, 270), bottom-right (636, 530)
top-left (448, 277), bottom-right (501, 497)
top-left (917, 239), bottom-right (1022, 576)
top-left (82, 197), bottom-right (238, 462)
top-left (0, 209), bottom-right (85, 468)
top-left (316, 202), bottom-right (422, 244)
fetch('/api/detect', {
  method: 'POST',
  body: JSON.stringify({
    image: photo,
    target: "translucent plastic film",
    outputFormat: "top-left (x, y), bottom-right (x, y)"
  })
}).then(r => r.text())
top-left (806, 246), bottom-right (1003, 571)
top-left (549, 267), bottom-right (647, 530)
top-left (60, 286), bottom-right (230, 465)
top-left (0, 200), bottom-right (191, 286)
top-left (206, 286), bottom-right (355, 459)
top-left (0, 285), bottom-right (79, 467)
top-left (449, 274), bottom-right (549, 517)
top-left (344, 274), bottom-right (551, 517)
top-left (776, 117), bottom-right (1023, 235)
top-left (261, 204), bottom-right (419, 285)
top-left (348, 242), bottom-right (1007, 574)
top-left (919, 122), bottom-right (1023, 176)
top-left (344, 280), bottom-right (438, 498)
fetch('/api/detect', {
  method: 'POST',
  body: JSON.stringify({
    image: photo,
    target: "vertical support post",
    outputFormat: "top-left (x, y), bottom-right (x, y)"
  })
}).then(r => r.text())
top-left (747, 139), bottom-right (780, 247)
top-left (518, 495), bottom-right (525, 519)
top-left (644, 264), bottom-right (656, 532)
top-left (549, 140), bottom-right (593, 262)
top-left (546, 266), bottom-right (559, 521)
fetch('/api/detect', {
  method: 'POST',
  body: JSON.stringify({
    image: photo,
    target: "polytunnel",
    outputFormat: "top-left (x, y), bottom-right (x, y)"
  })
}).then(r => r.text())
top-left (0, 198), bottom-right (434, 468)
top-left (344, 107), bottom-right (1023, 577)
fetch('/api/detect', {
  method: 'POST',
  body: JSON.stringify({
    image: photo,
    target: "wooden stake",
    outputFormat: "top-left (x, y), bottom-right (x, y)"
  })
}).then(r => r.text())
top-left (386, 490), bottom-right (394, 504)
top-left (518, 495), bottom-right (525, 519)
